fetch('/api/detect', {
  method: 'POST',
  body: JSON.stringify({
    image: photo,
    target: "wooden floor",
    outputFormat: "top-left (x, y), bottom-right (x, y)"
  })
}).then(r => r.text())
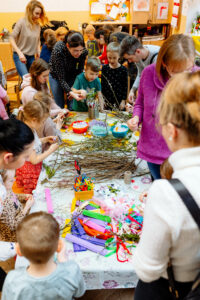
top-left (79, 288), bottom-right (135, 300)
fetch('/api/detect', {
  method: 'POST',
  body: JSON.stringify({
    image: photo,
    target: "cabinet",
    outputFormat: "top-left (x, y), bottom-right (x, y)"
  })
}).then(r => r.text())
top-left (89, 0), bottom-right (174, 43)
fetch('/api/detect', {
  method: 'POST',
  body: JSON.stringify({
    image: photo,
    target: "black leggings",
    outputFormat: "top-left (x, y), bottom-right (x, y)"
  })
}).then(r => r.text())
top-left (134, 278), bottom-right (193, 300)
top-left (0, 266), bottom-right (7, 291)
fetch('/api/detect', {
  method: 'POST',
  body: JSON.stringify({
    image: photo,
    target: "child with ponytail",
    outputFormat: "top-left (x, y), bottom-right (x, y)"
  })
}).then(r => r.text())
top-left (16, 94), bottom-right (59, 193)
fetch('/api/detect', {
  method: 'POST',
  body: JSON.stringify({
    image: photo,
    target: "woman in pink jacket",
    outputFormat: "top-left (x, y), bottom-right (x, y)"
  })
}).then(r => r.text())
top-left (127, 34), bottom-right (198, 179)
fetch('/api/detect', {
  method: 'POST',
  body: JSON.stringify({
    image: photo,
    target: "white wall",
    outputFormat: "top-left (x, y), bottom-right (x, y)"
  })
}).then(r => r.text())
top-left (1, 0), bottom-right (89, 12)
top-left (185, 0), bottom-right (200, 33)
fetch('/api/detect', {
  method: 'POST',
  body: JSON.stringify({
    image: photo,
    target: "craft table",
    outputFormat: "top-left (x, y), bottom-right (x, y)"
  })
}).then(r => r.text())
top-left (16, 112), bottom-right (152, 290)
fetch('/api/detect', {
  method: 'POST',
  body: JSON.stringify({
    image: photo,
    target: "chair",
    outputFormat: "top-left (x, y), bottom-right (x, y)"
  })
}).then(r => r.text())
top-left (4, 67), bottom-right (22, 110)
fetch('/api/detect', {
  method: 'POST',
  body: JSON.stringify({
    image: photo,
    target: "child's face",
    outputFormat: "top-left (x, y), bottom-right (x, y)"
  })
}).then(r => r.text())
top-left (98, 35), bottom-right (105, 45)
top-left (57, 34), bottom-right (65, 41)
top-left (87, 32), bottom-right (95, 40)
top-left (4, 170), bottom-right (15, 190)
top-left (107, 51), bottom-right (119, 68)
top-left (30, 116), bottom-right (47, 131)
top-left (37, 70), bottom-right (49, 84)
top-left (85, 67), bottom-right (99, 82)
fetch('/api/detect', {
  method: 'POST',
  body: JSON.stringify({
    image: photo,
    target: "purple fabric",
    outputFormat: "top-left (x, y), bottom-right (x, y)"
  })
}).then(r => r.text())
top-left (81, 234), bottom-right (106, 246)
top-left (78, 215), bottom-right (108, 227)
top-left (133, 64), bottom-right (200, 164)
top-left (71, 224), bottom-right (87, 252)
top-left (85, 204), bottom-right (97, 210)
top-left (74, 219), bottom-right (86, 236)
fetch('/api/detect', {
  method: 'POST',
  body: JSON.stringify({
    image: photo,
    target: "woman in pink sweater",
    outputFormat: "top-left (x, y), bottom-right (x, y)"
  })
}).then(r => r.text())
top-left (127, 34), bottom-right (198, 179)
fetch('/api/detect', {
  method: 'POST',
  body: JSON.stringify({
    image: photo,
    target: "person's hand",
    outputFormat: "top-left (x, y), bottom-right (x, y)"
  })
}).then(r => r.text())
top-left (45, 136), bottom-right (58, 144)
top-left (57, 240), bottom-right (68, 262)
top-left (69, 91), bottom-right (82, 101)
top-left (127, 116), bottom-right (139, 132)
top-left (19, 52), bottom-right (27, 64)
top-left (55, 115), bottom-right (64, 130)
top-left (23, 195), bottom-right (35, 213)
top-left (139, 191), bottom-right (148, 203)
top-left (128, 89), bottom-right (136, 104)
top-left (126, 103), bottom-right (133, 113)
top-left (119, 100), bottom-right (126, 111)
top-left (78, 89), bottom-right (87, 99)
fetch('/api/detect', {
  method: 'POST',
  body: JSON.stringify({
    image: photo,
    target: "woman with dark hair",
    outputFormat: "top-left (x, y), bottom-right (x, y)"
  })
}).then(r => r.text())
top-left (49, 30), bottom-right (88, 109)
top-left (0, 118), bottom-right (34, 290)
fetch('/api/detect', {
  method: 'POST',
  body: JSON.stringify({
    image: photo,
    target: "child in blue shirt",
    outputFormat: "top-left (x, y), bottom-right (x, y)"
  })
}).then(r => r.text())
top-left (72, 56), bottom-right (104, 112)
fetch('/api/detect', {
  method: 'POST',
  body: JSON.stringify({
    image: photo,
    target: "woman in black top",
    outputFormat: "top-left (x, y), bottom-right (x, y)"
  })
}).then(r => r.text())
top-left (49, 31), bottom-right (88, 109)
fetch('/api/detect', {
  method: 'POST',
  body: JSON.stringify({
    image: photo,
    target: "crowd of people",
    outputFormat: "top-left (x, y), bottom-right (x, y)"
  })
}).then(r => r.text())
top-left (0, 0), bottom-right (200, 299)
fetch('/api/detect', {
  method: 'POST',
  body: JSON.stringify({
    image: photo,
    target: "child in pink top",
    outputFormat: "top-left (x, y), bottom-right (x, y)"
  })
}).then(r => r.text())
top-left (0, 86), bottom-right (9, 120)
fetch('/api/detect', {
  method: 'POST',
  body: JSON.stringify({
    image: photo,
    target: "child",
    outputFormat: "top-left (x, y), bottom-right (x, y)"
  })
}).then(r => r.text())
top-left (2, 211), bottom-right (85, 300)
top-left (85, 24), bottom-right (99, 57)
top-left (0, 170), bottom-right (34, 242)
top-left (94, 29), bottom-right (109, 65)
top-left (40, 29), bottom-right (57, 63)
top-left (72, 56), bottom-right (104, 112)
top-left (101, 42), bottom-right (128, 110)
top-left (55, 26), bottom-right (68, 41)
top-left (0, 85), bottom-right (9, 120)
top-left (16, 97), bottom-right (59, 193)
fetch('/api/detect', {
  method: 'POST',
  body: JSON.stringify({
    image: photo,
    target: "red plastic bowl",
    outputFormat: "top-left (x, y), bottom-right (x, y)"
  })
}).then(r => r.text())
top-left (72, 121), bottom-right (89, 134)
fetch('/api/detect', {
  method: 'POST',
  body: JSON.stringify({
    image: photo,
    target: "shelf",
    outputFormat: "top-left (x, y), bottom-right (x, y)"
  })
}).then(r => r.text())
top-left (90, 21), bottom-right (132, 25)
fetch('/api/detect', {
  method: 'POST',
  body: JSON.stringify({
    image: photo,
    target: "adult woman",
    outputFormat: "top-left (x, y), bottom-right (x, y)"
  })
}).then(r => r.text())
top-left (132, 71), bottom-right (200, 300)
top-left (49, 30), bottom-right (88, 109)
top-left (127, 34), bottom-right (198, 179)
top-left (0, 118), bottom-right (34, 289)
top-left (10, 0), bottom-right (48, 78)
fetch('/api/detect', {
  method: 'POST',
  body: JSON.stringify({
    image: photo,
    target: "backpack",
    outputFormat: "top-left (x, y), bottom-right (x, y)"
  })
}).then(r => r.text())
top-left (168, 178), bottom-right (200, 300)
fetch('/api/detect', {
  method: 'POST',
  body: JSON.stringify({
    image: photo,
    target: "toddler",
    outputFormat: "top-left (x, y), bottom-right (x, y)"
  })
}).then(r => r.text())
top-left (2, 211), bottom-right (85, 300)
top-left (85, 24), bottom-right (99, 57)
top-left (55, 26), bottom-right (68, 42)
top-left (0, 169), bottom-right (34, 242)
top-left (16, 96), bottom-right (59, 193)
top-left (94, 29), bottom-right (109, 65)
top-left (101, 42), bottom-right (128, 110)
top-left (72, 56), bottom-right (104, 112)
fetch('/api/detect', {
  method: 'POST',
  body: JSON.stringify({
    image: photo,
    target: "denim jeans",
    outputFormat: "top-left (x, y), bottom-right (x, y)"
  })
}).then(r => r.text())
top-left (13, 52), bottom-right (35, 78)
top-left (49, 73), bottom-right (73, 110)
top-left (147, 162), bottom-right (161, 180)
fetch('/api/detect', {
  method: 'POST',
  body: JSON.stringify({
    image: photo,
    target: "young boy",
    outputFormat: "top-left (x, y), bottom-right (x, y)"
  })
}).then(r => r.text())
top-left (101, 42), bottom-right (128, 110)
top-left (2, 212), bottom-right (85, 300)
top-left (120, 36), bottom-right (160, 103)
top-left (85, 24), bottom-right (99, 57)
top-left (72, 56), bottom-right (104, 112)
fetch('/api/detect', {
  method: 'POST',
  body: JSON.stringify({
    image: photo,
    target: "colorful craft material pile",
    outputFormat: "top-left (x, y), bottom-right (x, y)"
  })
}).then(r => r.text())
top-left (64, 180), bottom-right (143, 262)
top-left (73, 174), bottom-right (95, 192)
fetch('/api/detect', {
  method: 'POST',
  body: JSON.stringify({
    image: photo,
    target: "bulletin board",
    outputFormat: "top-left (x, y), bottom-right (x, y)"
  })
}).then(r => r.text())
top-left (89, 0), bottom-right (131, 21)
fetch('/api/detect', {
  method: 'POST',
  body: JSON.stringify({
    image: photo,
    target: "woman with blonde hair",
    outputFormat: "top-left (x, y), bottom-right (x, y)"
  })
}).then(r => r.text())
top-left (132, 70), bottom-right (200, 299)
top-left (127, 34), bottom-right (199, 179)
top-left (10, 0), bottom-right (48, 77)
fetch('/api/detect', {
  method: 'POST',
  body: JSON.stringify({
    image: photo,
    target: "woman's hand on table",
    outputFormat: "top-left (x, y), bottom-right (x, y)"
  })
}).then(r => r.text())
top-left (44, 136), bottom-right (58, 144)
top-left (127, 116), bottom-right (139, 132)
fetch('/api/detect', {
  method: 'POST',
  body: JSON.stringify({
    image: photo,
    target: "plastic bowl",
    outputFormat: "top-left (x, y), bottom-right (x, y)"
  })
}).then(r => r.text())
top-left (111, 124), bottom-right (129, 138)
top-left (91, 126), bottom-right (108, 137)
top-left (72, 121), bottom-right (89, 134)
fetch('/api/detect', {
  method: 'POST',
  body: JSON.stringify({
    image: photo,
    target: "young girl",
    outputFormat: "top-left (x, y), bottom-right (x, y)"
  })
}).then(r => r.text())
top-left (55, 26), bottom-right (68, 42)
top-left (101, 42), bottom-right (128, 109)
top-left (94, 29), bottom-right (109, 65)
top-left (0, 169), bottom-right (34, 242)
top-left (127, 34), bottom-right (198, 179)
top-left (16, 97), bottom-right (59, 194)
top-left (10, 0), bottom-right (48, 77)
top-left (40, 29), bottom-right (57, 63)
